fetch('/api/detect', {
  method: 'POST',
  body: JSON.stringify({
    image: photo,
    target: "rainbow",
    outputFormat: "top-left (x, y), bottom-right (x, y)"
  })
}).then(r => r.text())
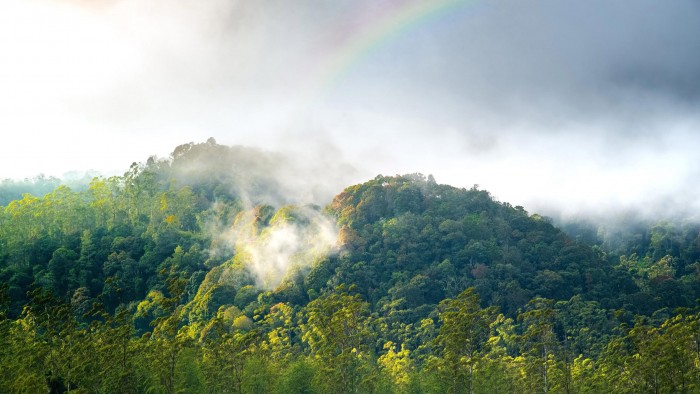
top-left (308, 0), bottom-right (480, 103)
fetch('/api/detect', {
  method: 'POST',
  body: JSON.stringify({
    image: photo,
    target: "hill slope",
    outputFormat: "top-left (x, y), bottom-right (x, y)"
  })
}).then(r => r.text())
top-left (320, 174), bottom-right (632, 316)
top-left (2, 140), bottom-right (700, 393)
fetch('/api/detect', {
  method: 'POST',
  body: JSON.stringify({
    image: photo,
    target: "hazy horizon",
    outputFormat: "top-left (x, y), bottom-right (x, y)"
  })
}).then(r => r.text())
top-left (2, 0), bottom-right (700, 218)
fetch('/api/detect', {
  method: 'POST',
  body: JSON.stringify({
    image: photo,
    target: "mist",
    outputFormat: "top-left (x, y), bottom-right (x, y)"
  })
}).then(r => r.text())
top-left (219, 205), bottom-right (339, 290)
top-left (2, 0), bottom-right (700, 221)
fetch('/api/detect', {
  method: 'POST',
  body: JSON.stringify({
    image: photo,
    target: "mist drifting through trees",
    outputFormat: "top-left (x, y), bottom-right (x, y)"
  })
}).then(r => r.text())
top-left (1, 141), bottom-right (700, 392)
top-left (3, 0), bottom-right (700, 392)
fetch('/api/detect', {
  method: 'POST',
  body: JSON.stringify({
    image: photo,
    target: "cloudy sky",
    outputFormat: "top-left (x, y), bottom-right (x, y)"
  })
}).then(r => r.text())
top-left (2, 0), bottom-right (700, 215)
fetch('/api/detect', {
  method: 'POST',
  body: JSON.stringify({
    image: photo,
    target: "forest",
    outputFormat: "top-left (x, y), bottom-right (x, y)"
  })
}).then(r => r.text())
top-left (2, 140), bottom-right (700, 393)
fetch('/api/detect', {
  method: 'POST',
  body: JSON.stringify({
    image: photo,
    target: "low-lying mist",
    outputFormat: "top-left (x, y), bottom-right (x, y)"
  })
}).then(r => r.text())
top-left (220, 205), bottom-right (339, 290)
top-left (155, 141), bottom-right (345, 290)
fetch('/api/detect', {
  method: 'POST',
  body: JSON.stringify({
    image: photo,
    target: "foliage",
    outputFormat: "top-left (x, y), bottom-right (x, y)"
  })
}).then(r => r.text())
top-left (2, 140), bottom-right (700, 392)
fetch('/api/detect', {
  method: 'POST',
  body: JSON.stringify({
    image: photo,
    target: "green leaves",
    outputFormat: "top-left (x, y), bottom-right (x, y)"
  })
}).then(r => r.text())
top-left (431, 288), bottom-right (497, 394)
top-left (301, 287), bottom-right (375, 393)
top-left (4, 142), bottom-right (700, 393)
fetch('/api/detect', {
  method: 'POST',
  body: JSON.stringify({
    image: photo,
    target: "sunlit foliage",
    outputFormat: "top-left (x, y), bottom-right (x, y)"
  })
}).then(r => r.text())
top-left (2, 141), bottom-right (700, 392)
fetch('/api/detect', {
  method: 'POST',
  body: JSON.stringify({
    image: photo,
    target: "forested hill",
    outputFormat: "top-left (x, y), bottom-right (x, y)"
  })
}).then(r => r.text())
top-left (2, 140), bottom-right (700, 393)
top-left (323, 174), bottom-right (629, 316)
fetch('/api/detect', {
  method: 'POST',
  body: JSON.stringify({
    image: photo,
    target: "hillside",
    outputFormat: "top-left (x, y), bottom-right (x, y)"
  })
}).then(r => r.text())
top-left (1, 140), bottom-right (699, 393)
top-left (325, 174), bottom-right (626, 314)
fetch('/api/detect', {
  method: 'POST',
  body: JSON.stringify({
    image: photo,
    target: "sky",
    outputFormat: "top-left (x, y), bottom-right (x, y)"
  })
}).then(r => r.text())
top-left (2, 0), bottom-right (700, 217)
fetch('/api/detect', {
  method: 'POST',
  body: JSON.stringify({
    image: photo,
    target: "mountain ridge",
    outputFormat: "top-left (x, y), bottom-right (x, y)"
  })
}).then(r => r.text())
top-left (2, 140), bottom-right (700, 392)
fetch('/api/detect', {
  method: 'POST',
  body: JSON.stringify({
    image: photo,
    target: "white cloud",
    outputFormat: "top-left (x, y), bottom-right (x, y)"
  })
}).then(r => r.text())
top-left (2, 0), bottom-right (700, 220)
top-left (222, 206), bottom-right (339, 289)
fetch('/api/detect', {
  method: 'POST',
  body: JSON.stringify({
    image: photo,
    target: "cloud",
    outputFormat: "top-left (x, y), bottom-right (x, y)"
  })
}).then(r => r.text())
top-left (221, 205), bottom-right (339, 290)
top-left (2, 0), bottom-right (700, 219)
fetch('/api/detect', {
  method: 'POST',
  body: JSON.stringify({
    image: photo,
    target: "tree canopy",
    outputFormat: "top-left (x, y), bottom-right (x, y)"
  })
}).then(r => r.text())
top-left (1, 140), bottom-right (699, 393)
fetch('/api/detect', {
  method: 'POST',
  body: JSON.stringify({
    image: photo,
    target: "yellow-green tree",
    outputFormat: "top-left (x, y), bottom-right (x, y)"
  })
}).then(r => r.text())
top-left (431, 287), bottom-right (497, 394)
top-left (518, 297), bottom-right (560, 393)
top-left (301, 286), bottom-right (375, 393)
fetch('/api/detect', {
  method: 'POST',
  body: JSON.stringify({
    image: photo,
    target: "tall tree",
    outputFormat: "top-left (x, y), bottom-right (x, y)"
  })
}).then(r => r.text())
top-left (431, 287), bottom-right (496, 394)
top-left (301, 286), bottom-right (374, 393)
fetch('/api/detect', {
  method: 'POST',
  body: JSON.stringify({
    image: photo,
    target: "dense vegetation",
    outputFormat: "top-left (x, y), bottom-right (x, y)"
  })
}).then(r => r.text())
top-left (1, 140), bottom-right (700, 393)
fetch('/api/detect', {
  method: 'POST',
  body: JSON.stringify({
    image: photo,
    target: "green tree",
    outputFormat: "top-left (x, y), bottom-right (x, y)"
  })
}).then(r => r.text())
top-left (200, 312), bottom-right (257, 394)
top-left (378, 340), bottom-right (413, 390)
top-left (431, 287), bottom-right (496, 394)
top-left (47, 246), bottom-right (79, 297)
top-left (144, 276), bottom-right (192, 394)
top-left (301, 286), bottom-right (374, 393)
top-left (518, 297), bottom-right (560, 393)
